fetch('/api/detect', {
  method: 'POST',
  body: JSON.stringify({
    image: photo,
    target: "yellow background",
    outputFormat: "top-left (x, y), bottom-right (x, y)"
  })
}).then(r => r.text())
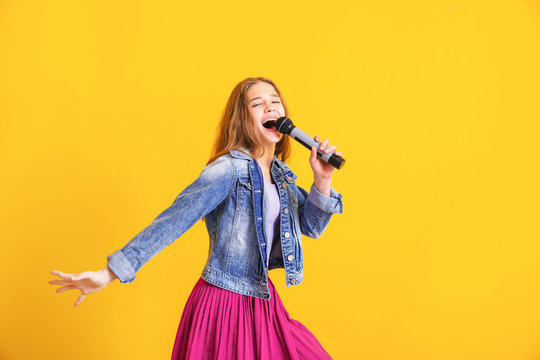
top-left (1, 0), bottom-right (540, 359)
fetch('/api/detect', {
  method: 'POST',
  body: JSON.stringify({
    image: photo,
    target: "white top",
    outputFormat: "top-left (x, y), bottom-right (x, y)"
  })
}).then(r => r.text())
top-left (263, 176), bottom-right (280, 266)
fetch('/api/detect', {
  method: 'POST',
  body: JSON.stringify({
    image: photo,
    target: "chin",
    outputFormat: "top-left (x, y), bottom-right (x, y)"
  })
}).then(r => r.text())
top-left (267, 135), bottom-right (282, 144)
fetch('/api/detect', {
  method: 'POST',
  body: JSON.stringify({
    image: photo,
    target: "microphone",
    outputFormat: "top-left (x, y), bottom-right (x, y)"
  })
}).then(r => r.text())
top-left (275, 117), bottom-right (346, 170)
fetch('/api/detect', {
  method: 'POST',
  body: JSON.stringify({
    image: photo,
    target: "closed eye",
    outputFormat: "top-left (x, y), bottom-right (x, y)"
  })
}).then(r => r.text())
top-left (251, 100), bottom-right (280, 107)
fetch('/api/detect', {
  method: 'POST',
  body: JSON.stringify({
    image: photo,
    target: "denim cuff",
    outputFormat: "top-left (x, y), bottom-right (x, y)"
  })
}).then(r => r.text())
top-left (308, 183), bottom-right (343, 214)
top-left (107, 249), bottom-right (136, 284)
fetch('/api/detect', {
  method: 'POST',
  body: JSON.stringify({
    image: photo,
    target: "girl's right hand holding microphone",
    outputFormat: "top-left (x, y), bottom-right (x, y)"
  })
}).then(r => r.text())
top-left (49, 266), bottom-right (118, 306)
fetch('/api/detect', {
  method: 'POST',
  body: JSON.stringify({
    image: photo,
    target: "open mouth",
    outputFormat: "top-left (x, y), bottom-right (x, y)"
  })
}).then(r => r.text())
top-left (263, 119), bottom-right (277, 130)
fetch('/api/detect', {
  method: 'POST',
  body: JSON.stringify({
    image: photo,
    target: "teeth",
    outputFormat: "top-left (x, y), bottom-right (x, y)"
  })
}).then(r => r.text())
top-left (262, 118), bottom-right (278, 129)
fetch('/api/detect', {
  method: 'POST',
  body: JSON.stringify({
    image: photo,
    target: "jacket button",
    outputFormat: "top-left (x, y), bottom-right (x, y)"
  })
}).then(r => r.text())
top-left (290, 278), bottom-right (297, 284)
top-left (287, 176), bottom-right (293, 182)
top-left (282, 182), bottom-right (287, 188)
top-left (283, 208), bottom-right (289, 214)
top-left (284, 232), bottom-right (290, 238)
top-left (287, 255), bottom-right (294, 261)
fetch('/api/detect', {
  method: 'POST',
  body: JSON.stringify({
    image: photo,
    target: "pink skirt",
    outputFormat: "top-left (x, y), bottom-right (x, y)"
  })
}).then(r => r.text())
top-left (171, 276), bottom-right (332, 360)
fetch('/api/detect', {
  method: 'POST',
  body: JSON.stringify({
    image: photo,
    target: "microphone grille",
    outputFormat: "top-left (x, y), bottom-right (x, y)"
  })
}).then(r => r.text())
top-left (275, 117), bottom-right (294, 135)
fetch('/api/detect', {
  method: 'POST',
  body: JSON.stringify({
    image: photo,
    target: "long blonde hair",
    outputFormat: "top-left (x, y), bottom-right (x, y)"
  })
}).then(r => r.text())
top-left (207, 77), bottom-right (291, 165)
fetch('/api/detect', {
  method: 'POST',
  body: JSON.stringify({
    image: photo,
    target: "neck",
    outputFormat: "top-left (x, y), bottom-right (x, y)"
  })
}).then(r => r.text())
top-left (255, 143), bottom-right (275, 170)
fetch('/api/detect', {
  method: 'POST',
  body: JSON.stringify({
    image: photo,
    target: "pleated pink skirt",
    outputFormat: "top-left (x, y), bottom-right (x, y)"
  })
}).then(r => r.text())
top-left (171, 276), bottom-right (332, 360)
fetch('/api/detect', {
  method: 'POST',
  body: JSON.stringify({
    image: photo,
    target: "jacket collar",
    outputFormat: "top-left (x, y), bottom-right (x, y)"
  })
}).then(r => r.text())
top-left (229, 148), bottom-right (253, 160)
top-left (229, 148), bottom-right (296, 177)
top-left (271, 156), bottom-right (293, 174)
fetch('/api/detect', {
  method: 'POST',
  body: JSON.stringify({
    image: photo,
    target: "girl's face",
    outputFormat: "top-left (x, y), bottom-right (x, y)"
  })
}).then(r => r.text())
top-left (246, 81), bottom-right (285, 147)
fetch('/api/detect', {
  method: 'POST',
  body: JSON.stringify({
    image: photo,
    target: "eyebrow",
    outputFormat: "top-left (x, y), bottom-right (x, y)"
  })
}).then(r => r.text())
top-left (248, 94), bottom-right (280, 103)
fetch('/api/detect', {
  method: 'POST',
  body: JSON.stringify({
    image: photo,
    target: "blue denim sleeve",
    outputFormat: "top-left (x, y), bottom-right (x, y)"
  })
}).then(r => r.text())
top-left (295, 183), bottom-right (343, 239)
top-left (107, 156), bottom-right (235, 283)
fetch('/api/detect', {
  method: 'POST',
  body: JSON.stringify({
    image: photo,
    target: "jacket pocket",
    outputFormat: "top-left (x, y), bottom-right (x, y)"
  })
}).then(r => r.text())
top-left (236, 177), bottom-right (253, 214)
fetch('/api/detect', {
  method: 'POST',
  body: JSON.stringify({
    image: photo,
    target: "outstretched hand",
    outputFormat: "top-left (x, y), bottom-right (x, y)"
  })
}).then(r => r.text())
top-left (49, 267), bottom-right (118, 306)
top-left (309, 135), bottom-right (343, 196)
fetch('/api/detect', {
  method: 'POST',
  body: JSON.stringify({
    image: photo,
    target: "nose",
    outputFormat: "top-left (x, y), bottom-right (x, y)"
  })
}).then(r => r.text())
top-left (265, 103), bottom-right (277, 115)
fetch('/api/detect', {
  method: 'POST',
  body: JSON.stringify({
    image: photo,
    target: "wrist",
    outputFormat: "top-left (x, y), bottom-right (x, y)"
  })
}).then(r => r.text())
top-left (313, 177), bottom-right (332, 196)
top-left (99, 266), bottom-right (118, 284)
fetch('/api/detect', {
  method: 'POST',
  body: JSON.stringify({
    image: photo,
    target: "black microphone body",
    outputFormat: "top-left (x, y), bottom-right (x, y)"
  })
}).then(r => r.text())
top-left (275, 117), bottom-right (346, 170)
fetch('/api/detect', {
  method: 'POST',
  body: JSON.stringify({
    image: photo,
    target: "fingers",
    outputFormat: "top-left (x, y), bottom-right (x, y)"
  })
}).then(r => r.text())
top-left (310, 145), bottom-right (317, 162)
top-left (49, 279), bottom-right (73, 286)
top-left (74, 294), bottom-right (86, 307)
top-left (313, 135), bottom-right (340, 155)
top-left (56, 286), bottom-right (76, 293)
top-left (49, 270), bottom-right (90, 292)
top-left (50, 270), bottom-right (90, 283)
top-left (50, 269), bottom-right (92, 306)
top-left (320, 139), bottom-right (330, 151)
top-left (324, 145), bottom-right (337, 154)
top-left (50, 270), bottom-right (74, 279)
top-left (49, 270), bottom-right (77, 287)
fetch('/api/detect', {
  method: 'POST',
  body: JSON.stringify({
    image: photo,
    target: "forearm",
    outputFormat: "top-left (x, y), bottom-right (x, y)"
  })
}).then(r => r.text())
top-left (107, 156), bottom-right (235, 284)
top-left (298, 183), bottom-right (343, 238)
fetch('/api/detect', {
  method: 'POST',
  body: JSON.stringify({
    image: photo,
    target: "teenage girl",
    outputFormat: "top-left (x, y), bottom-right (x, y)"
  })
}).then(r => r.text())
top-left (49, 77), bottom-right (344, 360)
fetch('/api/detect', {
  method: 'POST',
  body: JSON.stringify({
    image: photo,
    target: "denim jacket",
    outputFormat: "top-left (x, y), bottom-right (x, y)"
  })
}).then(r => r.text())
top-left (107, 149), bottom-right (343, 300)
